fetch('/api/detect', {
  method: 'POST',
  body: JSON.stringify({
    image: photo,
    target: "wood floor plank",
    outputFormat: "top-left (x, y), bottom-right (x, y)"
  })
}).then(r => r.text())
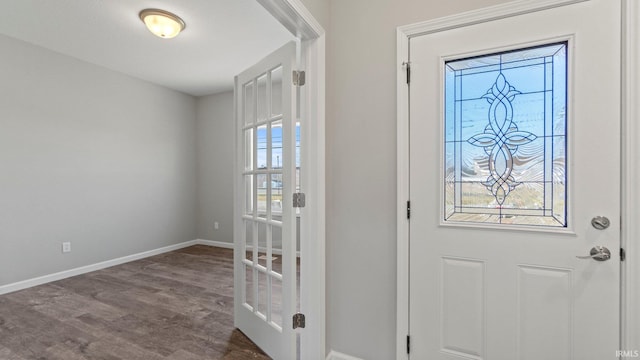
top-left (0, 245), bottom-right (270, 359)
top-left (0, 344), bottom-right (27, 360)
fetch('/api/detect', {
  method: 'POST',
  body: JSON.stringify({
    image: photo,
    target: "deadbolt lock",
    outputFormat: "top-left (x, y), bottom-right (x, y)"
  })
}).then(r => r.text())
top-left (591, 216), bottom-right (610, 230)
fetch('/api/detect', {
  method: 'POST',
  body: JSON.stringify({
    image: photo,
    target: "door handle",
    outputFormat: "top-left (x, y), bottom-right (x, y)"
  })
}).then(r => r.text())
top-left (576, 246), bottom-right (611, 261)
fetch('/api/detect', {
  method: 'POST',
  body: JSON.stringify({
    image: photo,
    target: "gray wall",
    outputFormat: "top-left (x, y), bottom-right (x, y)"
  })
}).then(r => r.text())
top-left (0, 34), bottom-right (197, 286)
top-left (299, 0), bottom-right (330, 32)
top-left (195, 91), bottom-right (235, 243)
top-left (195, 90), bottom-right (299, 251)
top-left (323, 0), bottom-right (507, 358)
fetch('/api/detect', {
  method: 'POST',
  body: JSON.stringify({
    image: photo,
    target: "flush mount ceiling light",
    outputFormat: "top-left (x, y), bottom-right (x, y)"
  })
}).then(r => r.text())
top-left (139, 9), bottom-right (185, 39)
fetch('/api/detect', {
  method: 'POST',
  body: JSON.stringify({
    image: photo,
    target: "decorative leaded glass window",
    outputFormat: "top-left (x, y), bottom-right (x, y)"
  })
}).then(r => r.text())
top-left (444, 42), bottom-right (567, 227)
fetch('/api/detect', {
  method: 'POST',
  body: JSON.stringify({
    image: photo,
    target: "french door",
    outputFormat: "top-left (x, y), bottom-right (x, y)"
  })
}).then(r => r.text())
top-left (234, 41), bottom-right (297, 360)
top-left (407, 0), bottom-right (621, 359)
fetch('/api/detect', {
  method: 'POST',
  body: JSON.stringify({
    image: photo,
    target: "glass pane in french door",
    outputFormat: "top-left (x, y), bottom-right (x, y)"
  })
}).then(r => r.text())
top-left (241, 65), bottom-right (290, 331)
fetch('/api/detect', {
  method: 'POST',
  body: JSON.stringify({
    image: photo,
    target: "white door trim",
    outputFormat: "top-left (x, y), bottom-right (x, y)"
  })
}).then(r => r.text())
top-left (250, 1), bottom-right (326, 358)
top-left (396, 0), bottom-right (636, 358)
top-left (398, 0), bottom-right (589, 38)
top-left (622, 0), bottom-right (640, 353)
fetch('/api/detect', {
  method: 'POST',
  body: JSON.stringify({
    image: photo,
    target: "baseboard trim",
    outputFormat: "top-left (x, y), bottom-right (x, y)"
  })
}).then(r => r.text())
top-left (195, 238), bottom-right (300, 257)
top-left (194, 239), bottom-right (234, 249)
top-left (0, 239), bottom-right (230, 295)
top-left (326, 350), bottom-right (363, 360)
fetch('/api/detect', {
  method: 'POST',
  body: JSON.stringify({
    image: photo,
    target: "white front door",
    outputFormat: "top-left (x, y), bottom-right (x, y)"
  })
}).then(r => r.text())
top-left (234, 41), bottom-right (297, 360)
top-left (408, 1), bottom-right (621, 359)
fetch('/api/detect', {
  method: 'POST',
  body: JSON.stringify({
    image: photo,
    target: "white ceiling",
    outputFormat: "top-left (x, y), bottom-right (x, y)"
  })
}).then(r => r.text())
top-left (0, 0), bottom-right (295, 96)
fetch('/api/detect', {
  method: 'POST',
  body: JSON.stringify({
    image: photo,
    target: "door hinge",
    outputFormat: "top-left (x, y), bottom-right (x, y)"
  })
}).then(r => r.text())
top-left (293, 70), bottom-right (306, 86)
top-left (403, 61), bottom-right (411, 84)
top-left (293, 313), bottom-right (306, 329)
top-left (407, 201), bottom-right (411, 219)
top-left (621, 248), bottom-right (626, 261)
top-left (293, 192), bottom-right (306, 208)
top-left (407, 335), bottom-right (411, 354)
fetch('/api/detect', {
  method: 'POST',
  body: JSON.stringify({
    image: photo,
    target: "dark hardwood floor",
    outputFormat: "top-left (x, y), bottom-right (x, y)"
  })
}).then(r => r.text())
top-left (0, 245), bottom-right (271, 359)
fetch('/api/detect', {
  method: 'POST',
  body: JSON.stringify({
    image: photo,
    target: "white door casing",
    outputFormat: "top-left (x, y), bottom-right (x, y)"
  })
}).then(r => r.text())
top-left (234, 41), bottom-right (297, 360)
top-left (241, 1), bottom-right (326, 359)
top-left (622, 0), bottom-right (640, 354)
top-left (399, 0), bottom-right (621, 359)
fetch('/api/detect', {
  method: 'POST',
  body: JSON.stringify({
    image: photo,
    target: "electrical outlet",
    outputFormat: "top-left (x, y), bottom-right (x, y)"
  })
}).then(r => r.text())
top-left (214, 222), bottom-right (219, 230)
top-left (62, 242), bottom-right (71, 253)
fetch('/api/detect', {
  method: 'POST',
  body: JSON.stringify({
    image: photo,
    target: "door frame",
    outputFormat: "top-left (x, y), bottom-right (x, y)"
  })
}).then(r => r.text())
top-left (238, 1), bottom-right (326, 358)
top-left (621, 0), bottom-right (639, 352)
top-left (395, 0), bottom-right (639, 358)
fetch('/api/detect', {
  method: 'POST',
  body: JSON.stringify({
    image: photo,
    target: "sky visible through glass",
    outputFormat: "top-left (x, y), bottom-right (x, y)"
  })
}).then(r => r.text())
top-left (256, 124), bottom-right (300, 171)
top-left (444, 42), bottom-right (567, 227)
